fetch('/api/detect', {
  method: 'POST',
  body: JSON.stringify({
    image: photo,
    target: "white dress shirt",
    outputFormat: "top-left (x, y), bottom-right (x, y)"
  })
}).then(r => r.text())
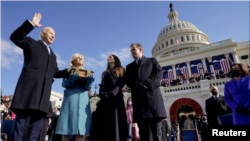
top-left (29, 20), bottom-right (50, 55)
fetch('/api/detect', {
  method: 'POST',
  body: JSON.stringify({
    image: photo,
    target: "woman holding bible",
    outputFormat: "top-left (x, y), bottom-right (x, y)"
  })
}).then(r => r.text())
top-left (91, 54), bottom-right (128, 141)
top-left (55, 53), bottom-right (95, 141)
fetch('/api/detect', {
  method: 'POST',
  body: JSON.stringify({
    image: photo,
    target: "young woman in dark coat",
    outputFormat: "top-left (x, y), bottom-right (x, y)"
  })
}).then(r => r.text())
top-left (91, 54), bottom-right (128, 141)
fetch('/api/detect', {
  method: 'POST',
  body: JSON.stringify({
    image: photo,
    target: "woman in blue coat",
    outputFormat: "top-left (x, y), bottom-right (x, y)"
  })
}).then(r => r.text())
top-left (91, 54), bottom-right (128, 141)
top-left (55, 53), bottom-right (95, 141)
top-left (224, 63), bottom-right (250, 125)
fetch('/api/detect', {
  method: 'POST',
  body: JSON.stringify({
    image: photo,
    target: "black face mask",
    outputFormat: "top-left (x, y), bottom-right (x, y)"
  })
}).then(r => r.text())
top-left (231, 70), bottom-right (240, 77)
top-left (211, 89), bottom-right (218, 95)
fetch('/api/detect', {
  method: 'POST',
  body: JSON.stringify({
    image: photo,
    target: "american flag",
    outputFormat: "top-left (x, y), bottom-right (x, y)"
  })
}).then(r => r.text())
top-left (212, 55), bottom-right (230, 75)
top-left (182, 79), bottom-right (189, 84)
top-left (162, 66), bottom-right (174, 87)
top-left (175, 64), bottom-right (189, 80)
top-left (190, 60), bottom-right (204, 77)
top-left (176, 38), bottom-right (179, 46)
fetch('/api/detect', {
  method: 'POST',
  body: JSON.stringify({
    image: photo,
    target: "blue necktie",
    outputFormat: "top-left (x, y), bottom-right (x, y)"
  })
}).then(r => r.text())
top-left (137, 59), bottom-right (141, 67)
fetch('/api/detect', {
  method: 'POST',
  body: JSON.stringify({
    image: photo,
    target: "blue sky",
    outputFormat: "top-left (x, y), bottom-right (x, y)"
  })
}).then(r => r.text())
top-left (1, 1), bottom-right (249, 96)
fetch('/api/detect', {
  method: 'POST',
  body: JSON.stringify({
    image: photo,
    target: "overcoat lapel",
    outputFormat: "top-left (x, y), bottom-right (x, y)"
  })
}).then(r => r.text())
top-left (38, 40), bottom-right (50, 55)
top-left (138, 56), bottom-right (146, 77)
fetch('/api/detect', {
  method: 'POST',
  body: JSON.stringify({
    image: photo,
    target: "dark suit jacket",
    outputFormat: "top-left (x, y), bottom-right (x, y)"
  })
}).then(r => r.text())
top-left (205, 95), bottom-right (232, 125)
top-left (9, 20), bottom-right (68, 114)
top-left (125, 56), bottom-right (167, 122)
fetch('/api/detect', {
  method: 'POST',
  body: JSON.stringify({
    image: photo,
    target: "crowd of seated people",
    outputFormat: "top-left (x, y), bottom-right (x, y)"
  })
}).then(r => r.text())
top-left (161, 69), bottom-right (231, 87)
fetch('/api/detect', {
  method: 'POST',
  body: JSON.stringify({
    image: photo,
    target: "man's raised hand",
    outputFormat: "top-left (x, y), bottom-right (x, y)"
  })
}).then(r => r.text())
top-left (31, 13), bottom-right (43, 27)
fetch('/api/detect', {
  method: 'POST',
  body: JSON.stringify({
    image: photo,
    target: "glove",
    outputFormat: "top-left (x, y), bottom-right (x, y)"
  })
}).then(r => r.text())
top-left (136, 83), bottom-right (148, 92)
top-left (69, 72), bottom-right (79, 84)
top-left (86, 75), bottom-right (95, 85)
top-left (100, 92), bottom-right (109, 99)
top-left (236, 106), bottom-right (249, 115)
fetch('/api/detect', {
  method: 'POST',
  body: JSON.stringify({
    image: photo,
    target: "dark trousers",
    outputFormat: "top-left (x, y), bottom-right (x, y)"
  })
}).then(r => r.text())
top-left (137, 119), bottom-right (162, 141)
top-left (10, 110), bottom-right (45, 141)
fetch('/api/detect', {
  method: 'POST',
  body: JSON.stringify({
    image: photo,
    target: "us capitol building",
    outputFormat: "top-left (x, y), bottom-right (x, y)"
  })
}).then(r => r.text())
top-left (49, 3), bottom-right (249, 132)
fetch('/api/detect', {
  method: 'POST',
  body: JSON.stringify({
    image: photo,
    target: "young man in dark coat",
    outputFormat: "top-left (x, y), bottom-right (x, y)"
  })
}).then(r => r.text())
top-left (126, 43), bottom-right (167, 141)
top-left (161, 119), bottom-right (171, 141)
top-left (9, 13), bottom-right (70, 141)
top-left (205, 85), bottom-right (232, 125)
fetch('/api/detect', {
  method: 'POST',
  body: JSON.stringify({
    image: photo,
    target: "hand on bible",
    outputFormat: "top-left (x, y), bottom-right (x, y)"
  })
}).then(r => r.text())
top-left (31, 13), bottom-right (43, 27)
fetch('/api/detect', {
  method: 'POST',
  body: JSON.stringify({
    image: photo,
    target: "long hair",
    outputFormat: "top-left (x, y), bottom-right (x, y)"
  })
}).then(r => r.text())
top-left (101, 54), bottom-right (125, 78)
top-left (229, 63), bottom-right (249, 78)
top-left (126, 97), bottom-right (132, 109)
top-left (68, 53), bottom-right (84, 69)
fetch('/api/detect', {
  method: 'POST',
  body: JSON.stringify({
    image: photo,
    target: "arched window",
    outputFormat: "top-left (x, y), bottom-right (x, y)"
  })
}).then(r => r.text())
top-left (186, 36), bottom-right (189, 41)
top-left (166, 41), bottom-right (168, 46)
top-left (178, 24), bottom-right (180, 28)
top-left (159, 46), bottom-right (160, 50)
top-left (171, 40), bottom-right (173, 45)
top-left (170, 27), bottom-right (172, 29)
top-left (174, 25), bottom-right (176, 28)
top-left (181, 37), bottom-right (184, 42)
top-left (162, 44), bottom-right (164, 48)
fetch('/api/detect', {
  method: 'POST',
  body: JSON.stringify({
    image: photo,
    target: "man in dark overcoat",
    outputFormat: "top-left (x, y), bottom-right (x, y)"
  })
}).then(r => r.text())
top-left (9, 13), bottom-right (69, 141)
top-left (161, 119), bottom-right (171, 141)
top-left (205, 85), bottom-right (232, 125)
top-left (125, 43), bottom-right (167, 141)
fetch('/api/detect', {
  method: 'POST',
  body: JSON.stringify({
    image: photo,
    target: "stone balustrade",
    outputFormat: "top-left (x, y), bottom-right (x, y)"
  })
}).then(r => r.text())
top-left (161, 78), bottom-right (231, 96)
top-left (159, 39), bottom-right (233, 59)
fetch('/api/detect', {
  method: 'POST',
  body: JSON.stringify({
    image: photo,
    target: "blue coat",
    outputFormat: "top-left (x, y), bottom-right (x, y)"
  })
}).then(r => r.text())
top-left (224, 75), bottom-right (250, 125)
top-left (55, 77), bottom-right (92, 135)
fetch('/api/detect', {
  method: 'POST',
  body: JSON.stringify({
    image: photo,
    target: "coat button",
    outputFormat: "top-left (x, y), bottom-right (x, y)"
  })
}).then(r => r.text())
top-left (46, 75), bottom-right (48, 77)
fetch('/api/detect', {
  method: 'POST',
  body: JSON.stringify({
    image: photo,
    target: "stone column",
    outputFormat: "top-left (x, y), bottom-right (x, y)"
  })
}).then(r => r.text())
top-left (224, 53), bottom-right (231, 72)
top-left (232, 51), bottom-right (240, 63)
top-left (172, 64), bottom-right (177, 79)
top-left (186, 61), bottom-right (191, 78)
top-left (207, 57), bottom-right (216, 80)
top-left (201, 58), bottom-right (207, 71)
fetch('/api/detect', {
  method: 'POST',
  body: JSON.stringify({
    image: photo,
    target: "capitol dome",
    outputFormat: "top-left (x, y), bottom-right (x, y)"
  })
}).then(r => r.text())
top-left (152, 3), bottom-right (210, 57)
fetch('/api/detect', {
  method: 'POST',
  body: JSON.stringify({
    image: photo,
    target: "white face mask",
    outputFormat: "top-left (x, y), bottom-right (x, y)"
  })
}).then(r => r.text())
top-left (56, 111), bottom-right (60, 115)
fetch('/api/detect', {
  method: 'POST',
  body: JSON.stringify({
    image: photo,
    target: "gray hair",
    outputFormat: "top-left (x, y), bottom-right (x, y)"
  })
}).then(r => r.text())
top-left (39, 27), bottom-right (53, 40)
